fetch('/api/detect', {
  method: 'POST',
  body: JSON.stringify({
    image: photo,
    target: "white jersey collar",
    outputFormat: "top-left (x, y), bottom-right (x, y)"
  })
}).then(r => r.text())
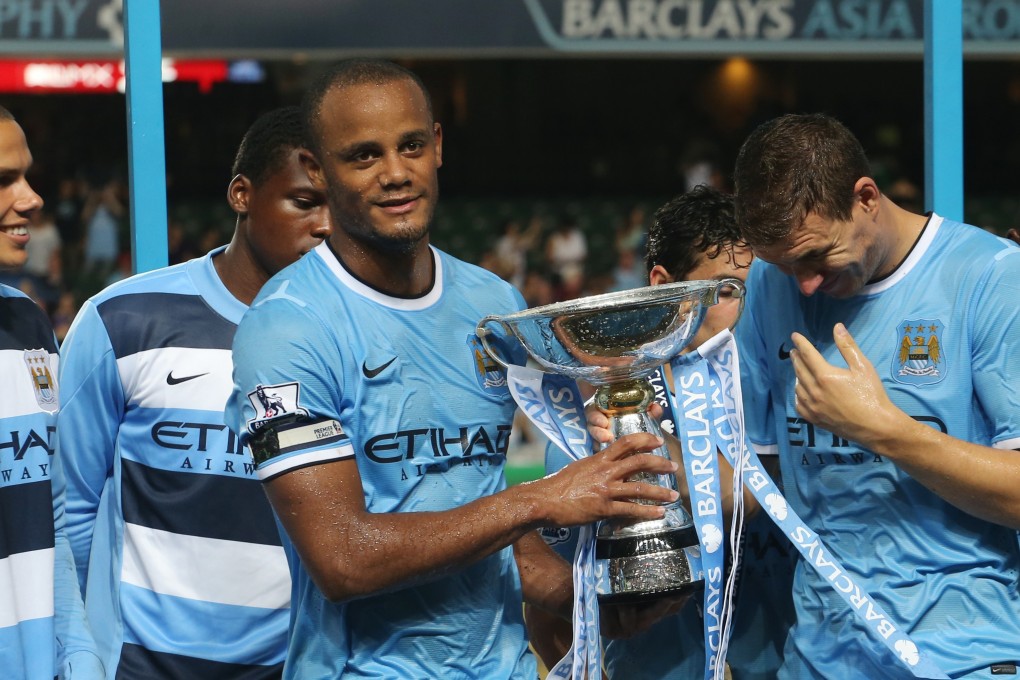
top-left (314, 240), bottom-right (444, 311)
top-left (857, 213), bottom-right (943, 296)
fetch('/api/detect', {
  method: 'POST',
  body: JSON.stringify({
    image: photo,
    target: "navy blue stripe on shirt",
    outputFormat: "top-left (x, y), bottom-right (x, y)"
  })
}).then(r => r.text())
top-left (116, 643), bottom-right (283, 680)
top-left (0, 296), bottom-right (56, 352)
top-left (121, 459), bottom-right (282, 546)
top-left (0, 479), bottom-right (54, 560)
top-left (97, 293), bottom-right (236, 358)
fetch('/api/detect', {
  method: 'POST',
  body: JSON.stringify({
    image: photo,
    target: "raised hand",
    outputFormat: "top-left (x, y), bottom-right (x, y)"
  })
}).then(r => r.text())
top-left (790, 323), bottom-right (896, 447)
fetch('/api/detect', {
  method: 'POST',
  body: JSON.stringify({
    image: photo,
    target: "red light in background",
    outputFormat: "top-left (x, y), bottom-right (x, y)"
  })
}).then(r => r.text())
top-left (0, 59), bottom-right (238, 93)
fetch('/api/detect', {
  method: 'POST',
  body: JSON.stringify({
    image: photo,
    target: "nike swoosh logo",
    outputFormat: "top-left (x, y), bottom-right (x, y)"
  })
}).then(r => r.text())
top-left (167, 371), bottom-right (210, 385)
top-left (778, 343), bottom-right (792, 361)
top-left (362, 357), bottom-right (396, 379)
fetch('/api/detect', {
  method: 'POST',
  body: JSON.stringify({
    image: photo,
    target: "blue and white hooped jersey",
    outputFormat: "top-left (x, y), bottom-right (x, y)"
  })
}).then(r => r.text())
top-left (736, 215), bottom-right (1020, 679)
top-left (0, 285), bottom-right (101, 679)
top-left (58, 249), bottom-right (290, 678)
top-left (228, 241), bottom-right (534, 680)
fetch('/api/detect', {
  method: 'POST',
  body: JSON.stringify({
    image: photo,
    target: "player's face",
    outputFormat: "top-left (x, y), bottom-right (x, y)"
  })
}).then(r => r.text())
top-left (0, 120), bottom-right (42, 270)
top-left (681, 243), bottom-right (752, 350)
top-left (311, 78), bottom-right (442, 254)
top-left (752, 208), bottom-right (884, 299)
top-left (242, 148), bottom-right (332, 277)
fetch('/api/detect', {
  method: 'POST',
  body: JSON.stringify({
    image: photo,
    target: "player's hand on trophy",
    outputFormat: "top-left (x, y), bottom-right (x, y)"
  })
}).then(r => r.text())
top-left (524, 432), bottom-right (679, 528)
top-left (585, 401), bottom-right (664, 446)
top-left (790, 323), bottom-right (896, 448)
top-left (599, 593), bottom-right (691, 639)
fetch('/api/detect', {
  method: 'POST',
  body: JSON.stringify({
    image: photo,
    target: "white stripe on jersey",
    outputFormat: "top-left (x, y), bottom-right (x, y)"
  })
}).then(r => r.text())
top-left (0, 548), bottom-right (55, 628)
top-left (995, 436), bottom-right (1020, 450)
top-left (0, 349), bottom-right (58, 419)
top-left (256, 445), bottom-right (355, 482)
top-left (752, 442), bottom-right (779, 456)
top-left (121, 523), bottom-right (289, 610)
top-left (117, 347), bottom-right (233, 411)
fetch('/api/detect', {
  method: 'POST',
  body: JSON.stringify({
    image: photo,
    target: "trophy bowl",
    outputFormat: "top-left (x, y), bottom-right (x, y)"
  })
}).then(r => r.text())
top-left (477, 278), bottom-right (744, 604)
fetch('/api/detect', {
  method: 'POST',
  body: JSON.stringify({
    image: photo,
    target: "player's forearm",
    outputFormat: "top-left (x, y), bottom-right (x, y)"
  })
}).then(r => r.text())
top-left (514, 531), bottom-right (572, 619)
top-left (863, 408), bottom-right (1020, 529)
top-left (276, 481), bottom-right (548, 603)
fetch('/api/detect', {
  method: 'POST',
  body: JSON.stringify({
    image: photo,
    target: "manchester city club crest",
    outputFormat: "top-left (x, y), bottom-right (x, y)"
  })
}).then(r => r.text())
top-left (466, 334), bottom-right (507, 392)
top-left (23, 349), bottom-right (58, 413)
top-left (892, 319), bottom-right (947, 386)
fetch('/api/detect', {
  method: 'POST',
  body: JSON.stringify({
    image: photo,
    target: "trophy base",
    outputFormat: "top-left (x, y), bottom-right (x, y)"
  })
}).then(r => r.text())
top-left (594, 524), bottom-right (704, 605)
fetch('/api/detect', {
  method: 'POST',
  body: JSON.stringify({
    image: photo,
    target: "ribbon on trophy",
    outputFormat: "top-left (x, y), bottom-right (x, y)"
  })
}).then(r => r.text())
top-left (658, 356), bottom-right (735, 680)
top-left (505, 364), bottom-right (601, 680)
top-left (688, 329), bottom-right (950, 680)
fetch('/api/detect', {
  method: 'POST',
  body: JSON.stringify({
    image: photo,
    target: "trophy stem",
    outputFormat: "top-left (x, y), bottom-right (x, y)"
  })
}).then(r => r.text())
top-left (592, 377), bottom-right (705, 604)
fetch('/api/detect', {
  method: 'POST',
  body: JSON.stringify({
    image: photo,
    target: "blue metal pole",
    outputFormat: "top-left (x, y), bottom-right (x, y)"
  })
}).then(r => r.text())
top-left (924, 0), bottom-right (964, 220)
top-left (123, 0), bottom-right (168, 273)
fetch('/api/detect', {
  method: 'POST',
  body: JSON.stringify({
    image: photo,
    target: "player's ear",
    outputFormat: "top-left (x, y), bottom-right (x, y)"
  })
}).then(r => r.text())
top-left (649, 264), bottom-right (673, 287)
top-left (433, 122), bottom-right (443, 169)
top-left (855, 177), bottom-right (881, 214)
top-left (299, 149), bottom-right (326, 189)
top-left (228, 174), bottom-right (251, 215)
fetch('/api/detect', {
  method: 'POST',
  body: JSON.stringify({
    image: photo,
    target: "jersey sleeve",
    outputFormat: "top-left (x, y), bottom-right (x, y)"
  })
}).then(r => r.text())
top-left (734, 262), bottom-right (778, 455)
top-left (57, 300), bottom-right (127, 591)
top-left (50, 431), bottom-right (104, 678)
top-left (227, 293), bottom-right (354, 483)
top-left (970, 246), bottom-right (1020, 450)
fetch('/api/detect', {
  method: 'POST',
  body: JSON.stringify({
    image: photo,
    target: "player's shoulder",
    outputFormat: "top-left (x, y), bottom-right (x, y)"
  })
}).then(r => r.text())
top-left (935, 216), bottom-right (1020, 281)
top-left (437, 247), bottom-right (521, 308)
top-left (0, 284), bottom-right (55, 351)
top-left (88, 256), bottom-right (199, 305)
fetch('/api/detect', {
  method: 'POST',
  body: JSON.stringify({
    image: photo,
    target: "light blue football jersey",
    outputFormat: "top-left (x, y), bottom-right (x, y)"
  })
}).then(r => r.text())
top-left (542, 439), bottom-right (794, 680)
top-left (58, 249), bottom-right (289, 678)
top-left (0, 285), bottom-right (101, 679)
top-left (227, 241), bottom-right (534, 680)
top-left (736, 215), bottom-right (1020, 679)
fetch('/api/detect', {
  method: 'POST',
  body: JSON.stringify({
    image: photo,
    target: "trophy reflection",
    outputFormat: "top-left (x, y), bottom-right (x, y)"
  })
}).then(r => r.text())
top-left (476, 279), bottom-right (743, 604)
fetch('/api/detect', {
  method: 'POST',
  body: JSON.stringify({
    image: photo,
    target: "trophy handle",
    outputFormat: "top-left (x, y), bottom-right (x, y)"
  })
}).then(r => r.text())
top-left (475, 316), bottom-right (512, 371)
top-left (717, 277), bottom-right (746, 332)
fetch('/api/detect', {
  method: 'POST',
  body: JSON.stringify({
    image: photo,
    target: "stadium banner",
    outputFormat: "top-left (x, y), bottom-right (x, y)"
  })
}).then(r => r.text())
top-left (1, 0), bottom-right (1019, 57)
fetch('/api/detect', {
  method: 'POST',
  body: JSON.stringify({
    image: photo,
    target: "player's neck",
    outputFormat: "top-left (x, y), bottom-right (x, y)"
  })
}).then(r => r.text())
top-left (213, 234), bottom-right (266, 306)
top-left (328, 233), bottom-right (434, 298)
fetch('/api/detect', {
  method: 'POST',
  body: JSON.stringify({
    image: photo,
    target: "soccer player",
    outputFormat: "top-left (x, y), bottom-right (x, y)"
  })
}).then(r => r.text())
top-left (225, 58), bottom-right (681, 679)
top-left (0, 105), bottom-right (103, 679)
top-left (526, 185), bottom-right (796, 680)
top-left (733, 113), bottom-right (1020, 678)
top-left (58, 106), bottom-right (331, 678)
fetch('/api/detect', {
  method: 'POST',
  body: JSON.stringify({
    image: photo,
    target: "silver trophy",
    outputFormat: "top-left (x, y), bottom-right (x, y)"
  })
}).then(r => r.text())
top-left (476, 279), bottom-right (744, 604)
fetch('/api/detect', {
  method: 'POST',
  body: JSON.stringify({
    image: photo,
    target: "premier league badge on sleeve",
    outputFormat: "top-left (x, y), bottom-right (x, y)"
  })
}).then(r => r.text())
top-left (892, 319), bottom-right (947, 386)
top-left (24, 349), bottom-right (58, 413)
top-left (246, 381), bottom-right (309, 433)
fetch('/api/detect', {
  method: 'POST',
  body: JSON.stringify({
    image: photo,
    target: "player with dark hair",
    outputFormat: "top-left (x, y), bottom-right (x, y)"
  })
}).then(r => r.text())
top-left (0, 105), bottom-right (103, 679)
top-left (528, 185), bottom-right (796, 679)
top-left (733, 113), bottom-right (1020, 678)
top-left (226, 58), bottom-right (680, 679)
top-left (58, 106), bottom-right (331, 678)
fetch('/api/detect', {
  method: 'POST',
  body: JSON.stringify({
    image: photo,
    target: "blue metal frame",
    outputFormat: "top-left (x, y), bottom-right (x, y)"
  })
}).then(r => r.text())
top-left (123, 0), bottom-right (168, 274)
top-left (924, 0), bottom-right (964, 220)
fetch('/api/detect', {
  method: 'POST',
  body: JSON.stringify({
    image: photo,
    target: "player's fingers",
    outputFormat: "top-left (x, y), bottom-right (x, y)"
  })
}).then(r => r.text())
top-left (599, 432), bottom-right (664, 462)
top-left (833, 323), bottom-right (871, 374)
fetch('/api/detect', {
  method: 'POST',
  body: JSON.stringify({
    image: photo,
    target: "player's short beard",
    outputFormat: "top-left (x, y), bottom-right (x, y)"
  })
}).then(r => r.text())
top-left (327, 187), bottom-right (435, 256)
